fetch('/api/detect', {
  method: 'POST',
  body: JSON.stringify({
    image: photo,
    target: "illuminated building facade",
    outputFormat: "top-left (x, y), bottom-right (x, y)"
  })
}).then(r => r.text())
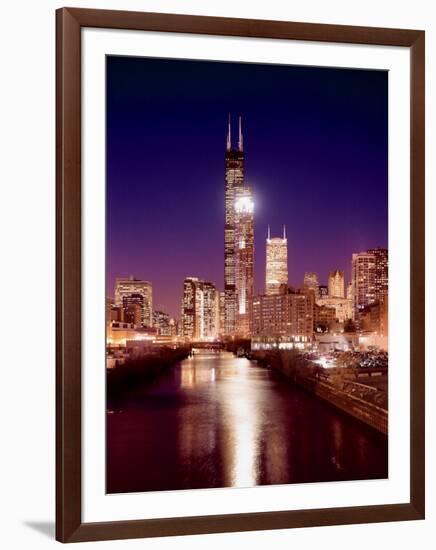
top-left (215, 292), bottom-right (221, 337)
top-left (219, 291), bottom-right (225, 337)
top-left (328, 270), bottom-right (345, 298)
top-left (123, 302), bottom-right (142, 325)
top-left (351, 252), bottom-right (376, 319)
top-left (252, 290), bottom-right (314, 339)
top-left (182, 277), bottom-right (218, 340)
top-left (347, 281), bottom-right (353, 301)
top-left (265, 226), bottom-right (288, 295)
top-left (122, 293), bottom-right (144, 326)
top-left (182, 277), bottom-right (198, 339)
top-left (303, 272), bottom-right (319, 299)
top-left (168, 318), bottom-right (178, 337)
top-left (107, 297), bottom-right (123, 323)
top-left (224, 115), bottom-right (254, 337)
top-left (367, 248), bottom-right (388, 302)
top-left (314, 304), bottom-right (337, 332)
top-left (106, 321), bottom-right (157, 347)
top-left (153, 310), bottom-right (170, 335)
top-left (234, 185), bottom-right (254, 336)
top-left (316, 297), bottom-right (352, 323)
top-left (115, 276), bottom-right (153, 327)
top-left (202, 282), bottom-right (218, 340)
top-left (360, 298), bottom-right (388, 335)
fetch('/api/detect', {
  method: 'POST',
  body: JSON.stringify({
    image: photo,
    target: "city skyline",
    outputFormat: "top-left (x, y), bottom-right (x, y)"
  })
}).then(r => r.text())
top-left (107, 56), bottom-right (388, 318)
top-left (106, 54), bottom-right (390, 497)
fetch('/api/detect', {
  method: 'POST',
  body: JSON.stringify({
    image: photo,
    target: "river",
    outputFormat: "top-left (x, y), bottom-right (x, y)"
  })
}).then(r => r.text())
top-left (107, 350), bottom-right (388, 493)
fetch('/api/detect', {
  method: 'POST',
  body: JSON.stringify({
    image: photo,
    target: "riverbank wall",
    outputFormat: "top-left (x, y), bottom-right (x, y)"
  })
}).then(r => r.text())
top-left (107, 346), bottom-right (191, 398)
top-left (252, 350), bottom-right (388, 435)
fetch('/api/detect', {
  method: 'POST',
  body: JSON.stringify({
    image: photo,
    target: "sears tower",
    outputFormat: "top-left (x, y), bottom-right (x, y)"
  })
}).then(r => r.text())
top-left (224, 116), bottom-right (254, 337)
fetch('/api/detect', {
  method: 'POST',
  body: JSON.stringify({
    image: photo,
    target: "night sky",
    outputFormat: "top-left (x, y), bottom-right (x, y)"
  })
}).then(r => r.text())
top-left (107, 56), bottom-right (388, 318)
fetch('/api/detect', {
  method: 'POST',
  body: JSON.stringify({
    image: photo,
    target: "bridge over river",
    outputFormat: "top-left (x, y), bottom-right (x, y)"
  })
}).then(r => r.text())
top-left (107, 350), bottom-right (387, 494)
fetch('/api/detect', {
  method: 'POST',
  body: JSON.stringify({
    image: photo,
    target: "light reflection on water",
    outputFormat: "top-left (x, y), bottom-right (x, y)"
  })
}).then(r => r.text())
top-left (107, 350), bottom-right (388, 494)
top-left (178, 352), bottom-right (261, 488)
top-left (218, 358), bottom-right (261, 488)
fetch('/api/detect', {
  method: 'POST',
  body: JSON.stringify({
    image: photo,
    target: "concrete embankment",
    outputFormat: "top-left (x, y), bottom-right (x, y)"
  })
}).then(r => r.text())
top-left (107, 347), bottom-right (191, 398)
top-left (252, 350), bottom-right (388, 435)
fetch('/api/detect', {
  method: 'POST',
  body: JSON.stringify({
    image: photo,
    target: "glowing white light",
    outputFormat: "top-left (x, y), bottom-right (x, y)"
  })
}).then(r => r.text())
top-left (235, 196), bottom-right (254, 214)
top-left (314, 355), bottom-right (336, 369)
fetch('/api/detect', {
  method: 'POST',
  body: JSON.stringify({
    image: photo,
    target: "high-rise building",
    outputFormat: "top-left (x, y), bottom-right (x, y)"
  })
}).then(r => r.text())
top-left (182, 277), bottom-right (218, 340)
top-left (351, 252), bottom-right (376, 319)
top-left (215, 292), bottom-right (221, 338)
top-left (234, 186), bottom-right (254, 336)
top-left (265, 226), bottom-right (288, 295)
top-left (224, 115), bottom-right (244, 336)
top-left (182, 277), bottom-right (198, 339)
top-left (367, 248), bottom-right (388, 302)
top-left (219, 291), bottom-right (225, 337)
top-left (352, 248), bottom-right (388, 321)
top-left (153, 310), bottom-right (170, 335)
top-left (346, 281), bottom-right (353, 301)
top-left (202, 282), bottom-right (218, 340)
top-left (115, 276), bottom-right (153, 327)
top-left (303, 272), bottom-right (319, 299)
top-left (224, 115), bottom-right (254, 337)
top-left (328, 270), bottom-right (345, 298)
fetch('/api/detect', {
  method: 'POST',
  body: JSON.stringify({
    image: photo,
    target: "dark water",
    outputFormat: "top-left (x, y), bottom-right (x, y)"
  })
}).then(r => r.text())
top-left (107, 351), bottom-right (388, 493)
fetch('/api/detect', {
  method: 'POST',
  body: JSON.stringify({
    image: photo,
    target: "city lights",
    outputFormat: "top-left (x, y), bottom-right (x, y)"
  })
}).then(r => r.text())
top-left (234, 195), bottom-right (254, 214)
top-left (107, 118), bottom-right (388, 352)
top-left (104, 59), bottom-right (391, 497)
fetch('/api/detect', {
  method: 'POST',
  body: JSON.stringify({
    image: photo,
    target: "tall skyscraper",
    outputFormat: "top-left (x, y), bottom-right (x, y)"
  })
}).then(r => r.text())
top-left (352, 249), bottom-right (388, 321)
top-left (351, 252), bottom-right (376, 319)
top-left (303, 272), bottom-right (319, 299)
top-left (234, 186), bottom-right (254, 336)
top-left (224, 115), bottom-right (254, 336)
top-left (182, 277), bottom-right (218, 340)
top-left (202, 281), bottom-right (218, 340)
top-left (115, 276), bottom-right (153, 327)
top-left (328, 270), bottom-right (345, 298)
top-left (265, 226), bottom-right (288, 295)
top-left (182, 277), bottom-right (199, 340)
top-left (367, 248), bottom-right (388, 302)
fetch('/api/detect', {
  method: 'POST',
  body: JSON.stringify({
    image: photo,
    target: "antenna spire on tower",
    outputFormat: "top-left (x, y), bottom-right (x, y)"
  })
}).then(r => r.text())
top-left (283, 225), bottom-right (286, 240)
top-left (226, 114), bottom-right (231, 151)
top-left (267, 225), bottom-right (271, 240)
top-left (238, 115), bottom-right (243, 151)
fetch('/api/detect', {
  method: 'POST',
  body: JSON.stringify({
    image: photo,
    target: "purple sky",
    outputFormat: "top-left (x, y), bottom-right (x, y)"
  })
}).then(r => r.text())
top-left (106, 56), bottom-right (388, 318)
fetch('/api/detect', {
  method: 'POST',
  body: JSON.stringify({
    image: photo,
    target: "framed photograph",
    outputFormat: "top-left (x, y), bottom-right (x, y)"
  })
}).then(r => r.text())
top-left (56, 7), bottom-right (425, 543)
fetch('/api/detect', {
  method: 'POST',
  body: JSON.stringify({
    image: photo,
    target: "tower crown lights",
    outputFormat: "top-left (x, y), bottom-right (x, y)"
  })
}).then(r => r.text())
top-left (226, 114), bottom-right (244, 152)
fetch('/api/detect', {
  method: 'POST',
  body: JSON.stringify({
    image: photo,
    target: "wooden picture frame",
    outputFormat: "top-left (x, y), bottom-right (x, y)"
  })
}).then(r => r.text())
top-left (56, 7), bottom-right (425, 543)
